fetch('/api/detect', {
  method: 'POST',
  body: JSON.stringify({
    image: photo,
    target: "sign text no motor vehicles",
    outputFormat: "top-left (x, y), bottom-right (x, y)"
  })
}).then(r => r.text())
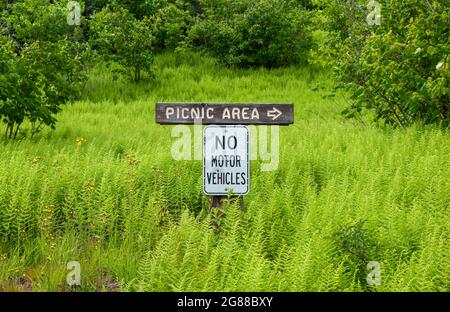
top-left (203, 125), bottom-right (249, 195)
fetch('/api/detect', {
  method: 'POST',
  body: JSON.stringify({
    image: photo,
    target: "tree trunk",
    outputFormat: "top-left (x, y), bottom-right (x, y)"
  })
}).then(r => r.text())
top-left (13, 123), bottom-right (20, 139)
top-left (8, 123), bottom-right (14, 139)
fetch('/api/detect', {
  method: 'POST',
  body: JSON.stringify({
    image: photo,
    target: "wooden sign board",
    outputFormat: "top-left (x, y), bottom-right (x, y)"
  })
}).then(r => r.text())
top-left (156, 102), bottom-right (294, 125)
top-left (203, 125), bottom-right (249, 195)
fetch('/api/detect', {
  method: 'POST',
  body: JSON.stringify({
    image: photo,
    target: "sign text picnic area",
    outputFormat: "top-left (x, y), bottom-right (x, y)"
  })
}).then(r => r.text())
top-left (156, 102), bottom-right (294, 125)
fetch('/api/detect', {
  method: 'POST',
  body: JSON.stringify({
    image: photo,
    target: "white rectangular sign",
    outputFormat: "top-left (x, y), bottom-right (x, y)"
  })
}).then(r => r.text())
top-left (203, 125), bottom-right (249, 195)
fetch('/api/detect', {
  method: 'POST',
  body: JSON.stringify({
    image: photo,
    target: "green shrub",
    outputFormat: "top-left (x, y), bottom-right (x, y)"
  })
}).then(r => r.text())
top-left (189, 0), bottom-right (314, 67)
top-left (151, 1), bottom-right (195, 51)
top-left (84, 0), bottom-right (154, 18)
top-left (0, 0), bottom-right (90, 138)
top-left (89, 4), bottom-right (154, 81)
top-left (317, 0), bottom-right (450, 127)
top-left (333, 221), bottom-right (379, 288)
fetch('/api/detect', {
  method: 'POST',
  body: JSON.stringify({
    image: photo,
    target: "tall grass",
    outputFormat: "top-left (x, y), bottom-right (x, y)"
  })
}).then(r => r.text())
top-left (0, 52), bottom-right (449, 291)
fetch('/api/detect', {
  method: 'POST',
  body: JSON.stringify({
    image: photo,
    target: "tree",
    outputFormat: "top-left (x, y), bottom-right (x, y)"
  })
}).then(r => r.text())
top-left (0, 0), bottom-right (90, 138)
top-left (188, 0), bottom-right (313, 67)
top-left (317, 0), bottom-right (449, 127)
top-left (150, 1), bottom-right (197, 51)
top-left (90, 4), bottom-right (154, 82)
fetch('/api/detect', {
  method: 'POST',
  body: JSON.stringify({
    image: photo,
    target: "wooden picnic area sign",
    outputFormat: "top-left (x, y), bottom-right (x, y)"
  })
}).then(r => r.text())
top-left (156, 102), bottom-right (294, 125)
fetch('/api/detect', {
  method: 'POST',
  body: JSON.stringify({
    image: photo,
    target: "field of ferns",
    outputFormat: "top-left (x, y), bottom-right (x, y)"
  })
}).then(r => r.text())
top-left (0, 53), bottom-right (449, 291)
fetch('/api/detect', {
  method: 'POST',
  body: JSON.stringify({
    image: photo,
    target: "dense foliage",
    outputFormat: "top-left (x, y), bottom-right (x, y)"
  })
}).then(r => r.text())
top-left (89, 4), bottom-right (154, 81)
top-left (189, 0), bottom-right (314, 67)
top-left (0, 0), bottom-right (90, 138)
top-left (3, 0), bottom-right (448, 136)
top-left (154, 1), bottom-right (200, 52)
top-left (318, 0), bottom-right (450, 127)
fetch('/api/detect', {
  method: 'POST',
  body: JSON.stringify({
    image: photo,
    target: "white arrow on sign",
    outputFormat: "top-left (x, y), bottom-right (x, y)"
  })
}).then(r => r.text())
top-left (267, 107), bottom-right (282, 120)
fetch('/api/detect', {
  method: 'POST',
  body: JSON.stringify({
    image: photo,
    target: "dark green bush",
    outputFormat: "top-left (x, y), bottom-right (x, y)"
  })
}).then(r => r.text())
top-left (334, 220), bottom-right (380, 288)
top-left (189, 0), bottom-right (314, 67)
top-left (151, 1), bottom-right (196, 51)
top-left (317, 0), bottom-right (449, 127)
top-left (89, 4), bottom-right (154, 81)
top-left (0, 0), bottom-right (90, 138)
